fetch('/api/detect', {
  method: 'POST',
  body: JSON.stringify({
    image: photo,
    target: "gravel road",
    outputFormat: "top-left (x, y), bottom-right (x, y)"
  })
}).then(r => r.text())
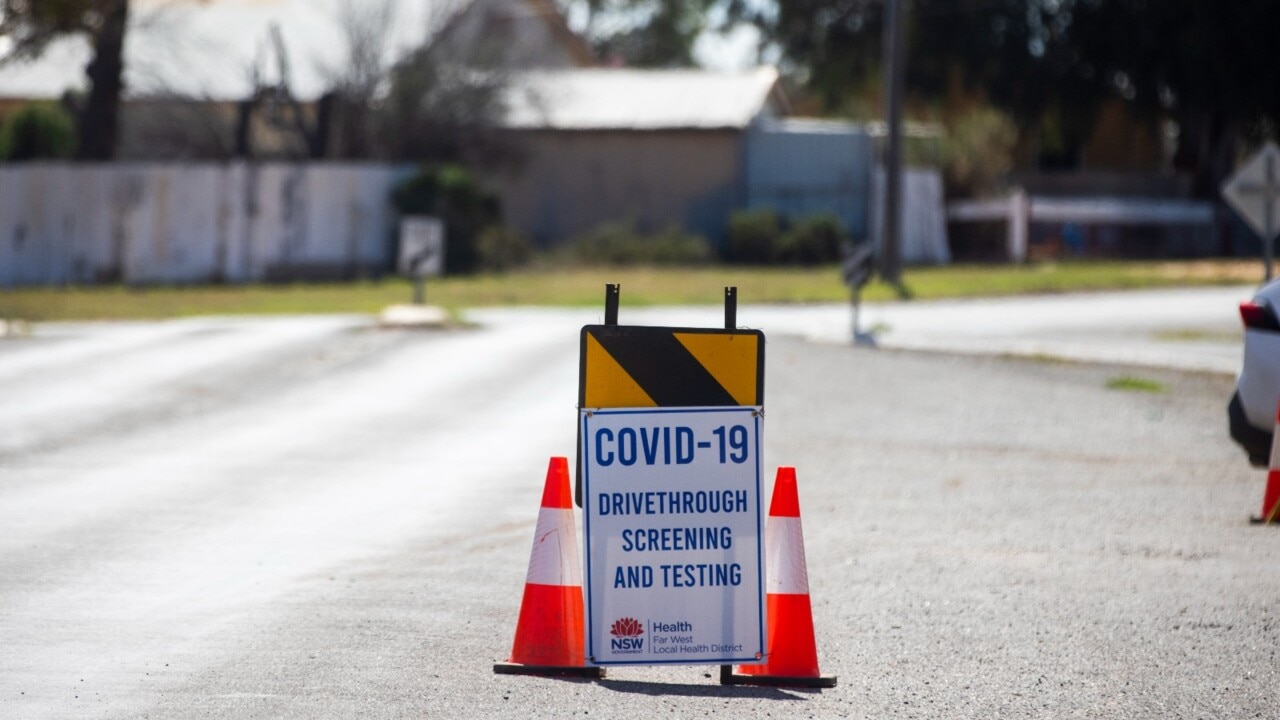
top-left (1, 307), bottom-right (1275, 718)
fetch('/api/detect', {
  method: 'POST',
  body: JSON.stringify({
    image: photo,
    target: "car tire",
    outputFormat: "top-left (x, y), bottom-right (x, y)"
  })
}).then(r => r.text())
top-left (1229, 391), bottom-right (1274, 467)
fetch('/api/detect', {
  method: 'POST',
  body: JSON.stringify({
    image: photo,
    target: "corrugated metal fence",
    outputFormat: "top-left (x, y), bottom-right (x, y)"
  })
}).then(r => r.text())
top-left (0, 162), bottom-right (411, 287)
top-left (745, 119), bottom-right (873, 239)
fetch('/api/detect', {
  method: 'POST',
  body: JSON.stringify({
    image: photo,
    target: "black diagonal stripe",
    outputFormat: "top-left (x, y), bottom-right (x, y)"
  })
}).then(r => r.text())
top-left (588, 326), bottom-right (739, 407)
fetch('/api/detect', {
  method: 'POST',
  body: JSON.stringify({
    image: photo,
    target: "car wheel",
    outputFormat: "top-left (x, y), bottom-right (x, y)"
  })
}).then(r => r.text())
top-left (1229, 391), bottom-right (1274, 467)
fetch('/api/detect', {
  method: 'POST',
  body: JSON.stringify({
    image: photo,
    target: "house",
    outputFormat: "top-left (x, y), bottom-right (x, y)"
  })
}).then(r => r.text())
top-left (491, 66), bottom-right (792, 247)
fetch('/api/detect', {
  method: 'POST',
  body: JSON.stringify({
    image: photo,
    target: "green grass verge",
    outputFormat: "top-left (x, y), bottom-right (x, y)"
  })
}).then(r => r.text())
top-left (1151, 328), bottom-right (1243, 343)
top-left (1106, 376), bottom-right (1168, 393)
top-left (0, 260), bottom-right (1262, 322)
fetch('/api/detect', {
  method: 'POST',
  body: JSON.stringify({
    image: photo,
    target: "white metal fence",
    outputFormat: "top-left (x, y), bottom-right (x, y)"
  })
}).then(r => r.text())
top-left (0, 162), bottom-right (411, 287)
top-left (948, 190), bottom-right (1216, 262)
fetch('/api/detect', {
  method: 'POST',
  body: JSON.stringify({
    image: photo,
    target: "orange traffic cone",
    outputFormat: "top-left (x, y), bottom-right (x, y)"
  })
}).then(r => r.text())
top-left (723, 466), bottom-right (836, 688)
top-left (1251, 402), bottom-right (1280, 525)
top-left (494, 457), bottom-right (604, 678)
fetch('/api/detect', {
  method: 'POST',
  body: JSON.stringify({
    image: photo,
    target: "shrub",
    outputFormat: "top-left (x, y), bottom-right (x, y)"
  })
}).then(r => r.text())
top-left (4, 103), bottom-right (76, 161)
top-left (644, 226), bottom-right (714, 265)
top-left (391, 164), bottom-right (501, 274)
top-left (565, 219), bottom-right (712, 266)
top-left (775, 214), bottom-right (846, 265)
top-left (726, 208), bottom-right (780, 264)
top-left (941, 106), bottom-right (1018, 198)
top-left (476, 225), bottom-right (534, 272)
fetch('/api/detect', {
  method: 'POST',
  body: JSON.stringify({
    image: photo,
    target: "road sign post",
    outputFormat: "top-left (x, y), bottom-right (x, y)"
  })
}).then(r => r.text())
top-left (841, 241), bottom-right (877, 345)
top-left (398, 217), bottom-right (445, 304)
top-left (1222, 142), bottom-right (1280, 281)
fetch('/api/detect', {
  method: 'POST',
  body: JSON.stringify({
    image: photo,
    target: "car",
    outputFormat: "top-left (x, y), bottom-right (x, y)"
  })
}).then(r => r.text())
top-left (1229, 277), bottom-right (1280, 466)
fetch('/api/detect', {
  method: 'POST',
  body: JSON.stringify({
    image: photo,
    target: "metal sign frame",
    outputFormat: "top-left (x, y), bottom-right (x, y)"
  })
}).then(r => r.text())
top-left (574, 285), bottom-right (768, 671)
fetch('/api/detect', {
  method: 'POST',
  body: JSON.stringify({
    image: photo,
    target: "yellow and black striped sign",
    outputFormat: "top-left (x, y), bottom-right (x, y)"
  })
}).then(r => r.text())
top-left (578, 325), bottom-right (765, 409)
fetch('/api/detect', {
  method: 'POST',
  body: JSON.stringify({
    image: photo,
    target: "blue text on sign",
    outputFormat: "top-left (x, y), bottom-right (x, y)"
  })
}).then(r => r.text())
top-left (594, 425), bottom-right (751, 467)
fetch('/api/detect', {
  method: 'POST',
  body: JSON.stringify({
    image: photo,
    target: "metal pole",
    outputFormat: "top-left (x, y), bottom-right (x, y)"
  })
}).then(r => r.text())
top-left (851, 286), bottom-right (861, 339)
top-left (719, 286), bottom-right (736, 685)
top-left (580, 283), bottom-right (621, 508)
top-left (604, 284), bottom-right (620, 325)
top-left (880, 0), bottom-right (908, 288)
top-left (1265, 156), bottom-right (1275, 282)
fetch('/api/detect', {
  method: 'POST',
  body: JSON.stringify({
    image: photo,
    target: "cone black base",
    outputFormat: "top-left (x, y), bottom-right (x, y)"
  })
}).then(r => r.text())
top-left (719, 665), bottom-right (836, 688)
top-left (1249, 515), bottom-right (1280, 525)
top-left (493, 662), bottom-right (605, 678)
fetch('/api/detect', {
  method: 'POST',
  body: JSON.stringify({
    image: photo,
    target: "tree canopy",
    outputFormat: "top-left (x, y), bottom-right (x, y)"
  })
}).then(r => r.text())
top-left (754, 0), bottom-right (1279, 191)
top-left (561, 0), bottom-right (755, 67)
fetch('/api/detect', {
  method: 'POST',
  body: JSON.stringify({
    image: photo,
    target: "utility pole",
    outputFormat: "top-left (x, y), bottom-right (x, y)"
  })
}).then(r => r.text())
top-left (880, 0), bottom-right (908, 291)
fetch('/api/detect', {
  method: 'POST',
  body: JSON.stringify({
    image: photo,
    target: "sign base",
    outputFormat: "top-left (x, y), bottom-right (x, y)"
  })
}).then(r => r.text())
top-left (718, 665), bottom-right (837, 688)
top-left (493, 662), bottom-right (606, 679)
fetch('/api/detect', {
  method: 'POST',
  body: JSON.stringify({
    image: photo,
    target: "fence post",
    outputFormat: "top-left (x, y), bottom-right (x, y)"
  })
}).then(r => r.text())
top-left (1007, 187), bottom-right (1029, 263)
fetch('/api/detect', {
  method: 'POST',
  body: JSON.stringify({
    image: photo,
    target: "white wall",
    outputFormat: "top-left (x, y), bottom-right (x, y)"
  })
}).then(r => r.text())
top-left (0, 163), bottom-right (410, 286)
top-left (870, 167), bottom-right (951, 265)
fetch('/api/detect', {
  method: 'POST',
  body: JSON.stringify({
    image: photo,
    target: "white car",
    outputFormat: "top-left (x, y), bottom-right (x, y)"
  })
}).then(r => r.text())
top-left (1230, 278), bottom-right (1280, 466)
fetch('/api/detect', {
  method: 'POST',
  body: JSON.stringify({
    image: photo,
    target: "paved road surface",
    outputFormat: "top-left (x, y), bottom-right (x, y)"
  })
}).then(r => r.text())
top-left (2, 297), bottom-right (1276, 718)
top-left (540, 284), bottom-right (1254, 374)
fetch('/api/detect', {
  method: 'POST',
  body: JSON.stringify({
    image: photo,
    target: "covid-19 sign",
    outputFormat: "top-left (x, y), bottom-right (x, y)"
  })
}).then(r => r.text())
top-left (581, 406), bottom-right (765, 666)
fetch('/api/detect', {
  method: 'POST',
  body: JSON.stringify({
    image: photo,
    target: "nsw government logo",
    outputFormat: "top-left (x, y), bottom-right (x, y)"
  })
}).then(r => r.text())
top-left (609, 617), bottom-right (645, 653)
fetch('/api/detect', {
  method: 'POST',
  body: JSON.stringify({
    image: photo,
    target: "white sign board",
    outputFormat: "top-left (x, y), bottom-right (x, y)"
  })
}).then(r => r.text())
top-left (1223, 141), bottom-right (1280, 241)
top-left (398, 217), bottom-right (445, 277)
top-left (581, 406), bottom-right (765, 666)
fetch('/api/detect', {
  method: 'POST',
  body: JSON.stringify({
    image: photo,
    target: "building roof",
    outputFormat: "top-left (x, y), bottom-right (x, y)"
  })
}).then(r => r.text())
top-left (503, 66), bottom-right (786, 131)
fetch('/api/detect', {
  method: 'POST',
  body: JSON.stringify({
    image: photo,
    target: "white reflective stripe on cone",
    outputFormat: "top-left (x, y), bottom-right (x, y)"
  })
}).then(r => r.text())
top-left (525, 507), bottom-right (582, 587)
top-left (765, 515), bottom-right (809, 595)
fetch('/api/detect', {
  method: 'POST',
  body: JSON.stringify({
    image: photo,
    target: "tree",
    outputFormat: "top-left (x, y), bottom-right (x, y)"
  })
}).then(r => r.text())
top-left (759, 0), bottom-right (1280, 195)
top-left (303, 0), bottom-right (506, 162)
top-left (581, 0), bottom-right (714, 67)
top-left (320, 0), bottom-right (396, 159)
top-left (562, 0), bottom-right (753, 67)
top-left (1068, 1), bottom-right (1280, 194)
top-left (762, 1), bottom-right (1100, 137)
top-left (376, 44), bottom-right (511, 163)
top-left (0, 0), bottom-right (130, 160)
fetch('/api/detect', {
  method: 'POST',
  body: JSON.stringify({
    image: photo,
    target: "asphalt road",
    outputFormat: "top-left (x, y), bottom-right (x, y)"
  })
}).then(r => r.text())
top-left (1, 300), bottom-right (1276, 719)
top-left (583, 284), bottom-right (1254, 374)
